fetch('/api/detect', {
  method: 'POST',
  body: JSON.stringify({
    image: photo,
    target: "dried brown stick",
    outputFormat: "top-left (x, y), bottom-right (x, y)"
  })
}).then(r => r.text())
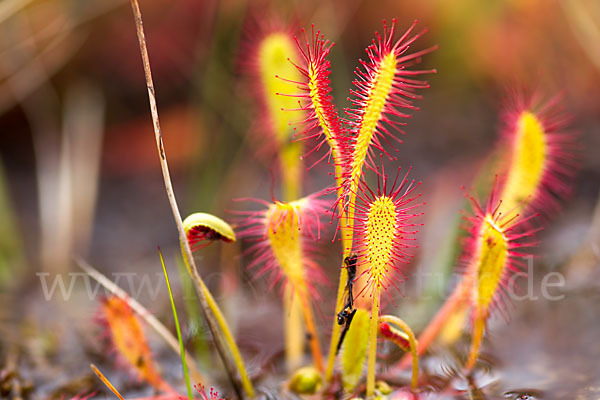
top-left (128, 0), bottom-right (244, 398)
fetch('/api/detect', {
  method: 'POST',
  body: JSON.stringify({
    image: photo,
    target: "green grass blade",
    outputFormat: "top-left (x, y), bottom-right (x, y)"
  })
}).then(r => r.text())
top-left (159, 248), bottom-right (193, 399)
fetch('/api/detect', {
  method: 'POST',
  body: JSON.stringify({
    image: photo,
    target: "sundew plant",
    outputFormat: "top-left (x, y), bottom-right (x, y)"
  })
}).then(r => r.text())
top-left (76, 3), bottom-right (581, 400)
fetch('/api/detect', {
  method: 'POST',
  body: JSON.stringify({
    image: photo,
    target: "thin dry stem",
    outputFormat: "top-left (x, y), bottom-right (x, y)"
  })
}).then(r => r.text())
top-left (0, 0), bottom-right (35, 25)
top-left (91, 364), bottom-right (125, 400)
top-left (76, 258), bottom-right (204, 384)
top-left (128, 0), bottom-right (248, 397)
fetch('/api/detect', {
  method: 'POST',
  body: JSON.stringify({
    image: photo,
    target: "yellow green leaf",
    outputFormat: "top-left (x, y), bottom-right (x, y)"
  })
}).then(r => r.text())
top-left (341, 308), bottom-right (369, 391)
top-left (183, 212), bottom-right (236, 244)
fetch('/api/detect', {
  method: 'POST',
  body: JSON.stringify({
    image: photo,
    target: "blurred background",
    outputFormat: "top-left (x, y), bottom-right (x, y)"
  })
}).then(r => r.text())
top-left (0, 0), bottom-right (599, 398)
